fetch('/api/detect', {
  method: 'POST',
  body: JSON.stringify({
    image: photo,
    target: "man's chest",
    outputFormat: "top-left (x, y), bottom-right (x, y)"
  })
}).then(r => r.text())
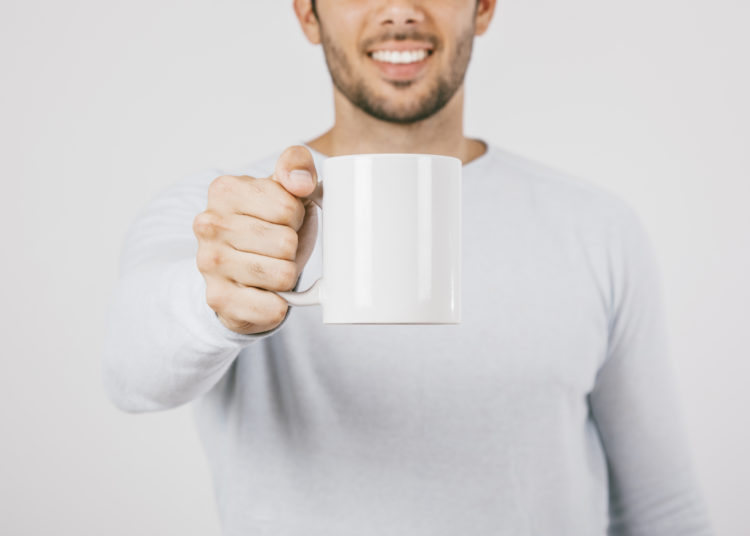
top-left (284, 205), bottom-right (610, 430)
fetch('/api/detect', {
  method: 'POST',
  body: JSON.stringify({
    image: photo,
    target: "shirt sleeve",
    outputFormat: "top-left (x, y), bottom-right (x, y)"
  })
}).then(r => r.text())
top-left (100, 167), bottom-right (296, 413)
top-left (589, 202), bottom-right (713, 535)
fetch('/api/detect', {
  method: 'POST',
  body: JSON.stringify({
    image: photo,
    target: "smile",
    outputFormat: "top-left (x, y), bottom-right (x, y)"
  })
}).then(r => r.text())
top-left (367, 49), bottom-right (433, 64)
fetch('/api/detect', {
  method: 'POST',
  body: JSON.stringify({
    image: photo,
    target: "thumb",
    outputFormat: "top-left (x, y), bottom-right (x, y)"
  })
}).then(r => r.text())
top-left (271, 145), bottom-right (318, 198)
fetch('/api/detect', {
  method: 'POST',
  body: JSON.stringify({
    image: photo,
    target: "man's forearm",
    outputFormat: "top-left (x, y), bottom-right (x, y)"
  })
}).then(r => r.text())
top-left (100, 169), bottom-right (290, 413)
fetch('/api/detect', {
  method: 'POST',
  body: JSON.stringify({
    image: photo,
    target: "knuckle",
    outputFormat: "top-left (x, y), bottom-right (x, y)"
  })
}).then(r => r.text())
top-left (276, 195), bottom-right (304, 227)
top-left (269, 296), bottom-right (289, 325)
top-left (196, 247), bottom-right (210, 271)
top-left (196, 246), bottom-right (223, 272)
top-left (208, 174), bottom-right (235, 198)
top-left (279, 228), bottom-right (299, 259)
top-left (274, 260), bottom-right (299, 290)
top-left (248, 176), bottom-right (265, 196)
top-left (250, 218), bottom-right (269, 238)
top-left (275, 194), bottom-right (296, 217)
top-left (193, 211), bottom-right (222, 239)
top-left (205, 284), bottom-right (227, 311)
top-left (249, 259), bottom-right (266, 277)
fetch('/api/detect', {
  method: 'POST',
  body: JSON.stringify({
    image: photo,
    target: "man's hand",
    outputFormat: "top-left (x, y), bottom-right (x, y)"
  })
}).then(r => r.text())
top-left (193, 145), bottom-right (319, 334)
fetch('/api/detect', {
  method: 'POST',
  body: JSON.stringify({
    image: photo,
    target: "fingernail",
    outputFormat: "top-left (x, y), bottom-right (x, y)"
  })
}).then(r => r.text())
top-left (289, 169), bottom-right (313, 188)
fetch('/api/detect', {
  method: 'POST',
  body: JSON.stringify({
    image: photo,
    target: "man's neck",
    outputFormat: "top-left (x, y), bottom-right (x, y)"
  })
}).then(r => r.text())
top-left (305, 85), bottom-right (487, 166)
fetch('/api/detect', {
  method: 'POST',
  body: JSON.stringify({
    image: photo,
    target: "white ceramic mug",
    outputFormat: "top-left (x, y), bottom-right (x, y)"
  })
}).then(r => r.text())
top-left (275, 153), bottom-right (461, 324)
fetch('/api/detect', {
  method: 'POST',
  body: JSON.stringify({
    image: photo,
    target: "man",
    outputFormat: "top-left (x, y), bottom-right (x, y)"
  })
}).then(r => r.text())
top-left (102, 1), bottom-right (713, 534)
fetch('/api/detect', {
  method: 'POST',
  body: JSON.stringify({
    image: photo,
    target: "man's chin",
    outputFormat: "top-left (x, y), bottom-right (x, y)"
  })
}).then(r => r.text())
top-left (340, 77), bottom-right (447, 124)
top-left (363, 104), bottom-right (441, 124)
top-left (365, 88), bottom-right (434, 114)
top-left (374, 73), bottom-right (427, 90)
top-left (370, 96), bottom-right (442, 123)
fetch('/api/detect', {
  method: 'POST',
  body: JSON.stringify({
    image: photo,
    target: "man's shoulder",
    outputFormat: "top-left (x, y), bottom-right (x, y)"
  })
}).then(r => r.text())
top-left (483, 143), bottom-right (641, 229)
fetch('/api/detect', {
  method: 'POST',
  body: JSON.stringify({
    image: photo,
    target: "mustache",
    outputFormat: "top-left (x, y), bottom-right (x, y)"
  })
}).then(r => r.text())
top-left (361, 30), bottom-right (440, 52)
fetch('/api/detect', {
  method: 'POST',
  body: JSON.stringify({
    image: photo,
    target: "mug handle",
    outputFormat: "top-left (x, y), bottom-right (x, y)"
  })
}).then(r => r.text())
top-left (274, 181), bottom-right (324, 307)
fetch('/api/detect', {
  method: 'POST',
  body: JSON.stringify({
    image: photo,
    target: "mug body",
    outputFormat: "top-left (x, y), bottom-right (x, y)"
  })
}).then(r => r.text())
top-left (321, 153), bottom-right (461, 323)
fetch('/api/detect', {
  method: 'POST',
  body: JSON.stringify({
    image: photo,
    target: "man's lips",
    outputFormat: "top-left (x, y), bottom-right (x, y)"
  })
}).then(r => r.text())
top-left (366, 43), bottom-right (435, 82)
top-left (366, 40), bottom-right (434, 54)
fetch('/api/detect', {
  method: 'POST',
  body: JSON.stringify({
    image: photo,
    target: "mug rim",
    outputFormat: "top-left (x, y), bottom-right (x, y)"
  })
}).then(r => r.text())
top-left (324, 152), bottom-right (461, 164)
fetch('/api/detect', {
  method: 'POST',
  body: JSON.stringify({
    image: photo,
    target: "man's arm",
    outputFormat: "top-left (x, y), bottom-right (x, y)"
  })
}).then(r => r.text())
top-left (100, 168), bottom-right (294, 413)
top-left (589, 202), bottom-right (713, 535)
top-left (101, 146), bottom-right (320, 413)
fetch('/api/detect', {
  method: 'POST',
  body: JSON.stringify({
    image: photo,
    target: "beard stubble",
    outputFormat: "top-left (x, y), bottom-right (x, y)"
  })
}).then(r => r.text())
top-left (318, 21), bottom-right (475, 125)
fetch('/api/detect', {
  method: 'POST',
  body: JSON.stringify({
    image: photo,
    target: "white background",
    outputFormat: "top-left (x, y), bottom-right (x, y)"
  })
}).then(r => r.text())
top-left (1, 0), bottom-right (748, 534)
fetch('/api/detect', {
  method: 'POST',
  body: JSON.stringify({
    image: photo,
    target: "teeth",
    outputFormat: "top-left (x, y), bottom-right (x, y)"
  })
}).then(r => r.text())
top-left (370, 49), bottom-right (429, 64)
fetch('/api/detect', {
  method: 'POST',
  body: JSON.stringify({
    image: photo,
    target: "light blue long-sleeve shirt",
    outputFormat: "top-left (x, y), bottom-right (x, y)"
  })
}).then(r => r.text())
top-left (102, 141), bottom-right (713, 535)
